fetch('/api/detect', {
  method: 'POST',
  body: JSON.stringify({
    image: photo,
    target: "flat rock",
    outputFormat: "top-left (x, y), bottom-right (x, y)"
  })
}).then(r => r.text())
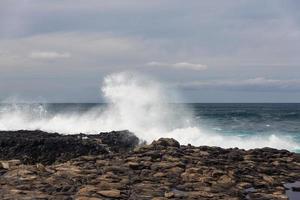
top-left (97, 189), bottom-right (121, 198)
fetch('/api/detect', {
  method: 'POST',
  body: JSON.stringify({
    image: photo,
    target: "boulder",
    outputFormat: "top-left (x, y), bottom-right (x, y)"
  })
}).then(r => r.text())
top-left (152, 138), bottom-right (180, 148)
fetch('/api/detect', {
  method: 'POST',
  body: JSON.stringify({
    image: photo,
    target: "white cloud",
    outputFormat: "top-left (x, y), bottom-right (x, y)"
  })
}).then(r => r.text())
top-left (177, 77), bottom-right (300, 91)
top-left (0, 32), bottom-right (162, 70)
top-left (147, 61), bottom-right (207, 71)
top-left (29, 51), bottom-right (71, 59)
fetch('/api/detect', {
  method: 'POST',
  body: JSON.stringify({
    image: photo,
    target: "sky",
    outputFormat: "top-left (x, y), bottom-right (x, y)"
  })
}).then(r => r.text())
top-left (0, 0), bottom-right (300, 103)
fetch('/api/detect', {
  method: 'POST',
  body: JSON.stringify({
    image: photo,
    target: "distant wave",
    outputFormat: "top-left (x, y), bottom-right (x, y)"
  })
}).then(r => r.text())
top-left (0, 72), bottom-right (299, 151)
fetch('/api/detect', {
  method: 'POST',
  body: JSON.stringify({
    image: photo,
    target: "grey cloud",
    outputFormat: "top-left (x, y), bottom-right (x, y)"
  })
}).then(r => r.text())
top-left (177, 78), bottom-right (300, 92)
top-left (0, 32), bottom-right (162, 70)
top-left (0, 0), bottom-right (300, 102)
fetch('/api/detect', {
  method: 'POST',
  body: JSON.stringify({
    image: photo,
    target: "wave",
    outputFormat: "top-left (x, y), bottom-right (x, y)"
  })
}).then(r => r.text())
top-left (0, 72), bottom-right (299, 151)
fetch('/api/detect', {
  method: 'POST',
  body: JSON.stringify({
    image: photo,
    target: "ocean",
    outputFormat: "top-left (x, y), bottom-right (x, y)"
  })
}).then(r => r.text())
top-left (0, 103), bottom-right (299, 152)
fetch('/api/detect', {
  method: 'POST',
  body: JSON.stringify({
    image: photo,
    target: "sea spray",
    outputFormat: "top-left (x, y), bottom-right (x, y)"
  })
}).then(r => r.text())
top-left (100, 72), bottom-right (195, 142)
top-left (0, 72), bottom-right (299, 151)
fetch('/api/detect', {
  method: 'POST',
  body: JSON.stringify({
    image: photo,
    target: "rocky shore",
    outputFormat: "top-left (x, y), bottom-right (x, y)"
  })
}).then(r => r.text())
top-left (0, 130), bottom-right (300, 199)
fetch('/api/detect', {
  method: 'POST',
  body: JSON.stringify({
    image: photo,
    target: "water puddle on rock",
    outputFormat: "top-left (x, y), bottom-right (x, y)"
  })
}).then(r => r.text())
top-left (244, 182), bottom-right (300, 200)
top-left (284, 181), bottom-right (300, 200)
top-left (244, 187), bottom-right (256, 199)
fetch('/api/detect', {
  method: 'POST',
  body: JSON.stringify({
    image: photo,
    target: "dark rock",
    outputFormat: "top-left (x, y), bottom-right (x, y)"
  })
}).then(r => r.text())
top-left (152, 138), bottom-right (180, 148)
top-left (226, 150), bottom-right (244, 161)
top-left (292, 186), bottom-right (300, 192)
top-left (0, 130), bottom-right (138, 164)
top-left (97, 130), bottom-right (139, 152)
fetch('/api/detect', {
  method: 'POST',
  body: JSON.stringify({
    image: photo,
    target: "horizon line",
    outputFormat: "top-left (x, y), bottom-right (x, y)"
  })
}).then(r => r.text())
top-left (1, 102), bottom-right (300, 104)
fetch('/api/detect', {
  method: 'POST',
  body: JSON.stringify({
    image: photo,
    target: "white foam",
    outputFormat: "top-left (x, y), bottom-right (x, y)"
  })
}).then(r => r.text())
top-left (0, 72), bottom-right (299, 151)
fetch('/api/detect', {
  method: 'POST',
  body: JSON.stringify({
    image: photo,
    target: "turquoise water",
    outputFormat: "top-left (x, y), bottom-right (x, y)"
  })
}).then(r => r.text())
top-left (189, 103), bottom-right (300, 152)
top-left (190, 104), bottom-right (300, 141)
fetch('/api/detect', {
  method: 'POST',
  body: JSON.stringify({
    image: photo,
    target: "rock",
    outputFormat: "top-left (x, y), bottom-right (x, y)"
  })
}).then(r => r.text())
top-left (76, 197), bottom-right (103, 200)
top-left (76, 185), bottom-right (98, 196)
top-left (167, 167), bottom-right (185, 175)
top-left (185, 167), bottom-right (202, 174)
top-left (216, 175), bottom-right (235, 188)
top-left (162, 155), bottom-right (181, 162)
top-left (126, 162), bottom-right (141, 170)
top-left (237, 182), bottom-right (252, 189)
top-left (0, 131), bottom-right (299, 200)
top-left (97, 181), bottom-right (125, 190)
top-left (97, 130), bottom-right (139, 152)
top-left (263, 175), bottom-right (275, 184)
top-left (151, 161), bottom-right (184, 171)
top-left (227, 151), bottom-right (244, 161)
top-left (0, 160), bottom-right (21, 169)
top-left (196, 150), bottom-right (210, 156)
top-left (0, 130), bottom-right (138, 164)
top-left (97, 189), bottom-right (121, 198)
top-left (292, 186), bottom-right (300, 191)
top-left (153, 172), bottom-right (166, 177)
top-left (164, 191), bottom-right (175, 198)
top-left (152, 138), bottom-right (180, 148)
top-left (181, 172), bottom-right (202, 182)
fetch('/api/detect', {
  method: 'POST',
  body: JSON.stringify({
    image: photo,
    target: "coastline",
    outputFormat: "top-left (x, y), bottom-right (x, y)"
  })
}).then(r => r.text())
top-left (0, 130), bottom-right (300, 199)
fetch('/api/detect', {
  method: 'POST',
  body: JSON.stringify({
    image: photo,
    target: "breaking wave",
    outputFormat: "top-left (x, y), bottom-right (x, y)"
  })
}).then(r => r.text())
top-left (0, 72), bottom-right (299, 151)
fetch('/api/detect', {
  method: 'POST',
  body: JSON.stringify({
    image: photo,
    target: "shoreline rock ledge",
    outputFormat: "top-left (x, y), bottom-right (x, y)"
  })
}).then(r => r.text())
top-left (0, 131), bottom-right (300, 199)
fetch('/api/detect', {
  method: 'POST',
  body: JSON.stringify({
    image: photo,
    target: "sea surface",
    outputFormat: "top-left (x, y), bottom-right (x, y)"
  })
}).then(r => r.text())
top-left (189, 103), bottom-right (300, 141)
top-left (0, 103), bottom-right (299, 152)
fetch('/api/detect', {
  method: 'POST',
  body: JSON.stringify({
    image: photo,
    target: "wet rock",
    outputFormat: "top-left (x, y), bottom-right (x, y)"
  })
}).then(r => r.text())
top-left (292, 186), bottom-right (300, 192)
top-left (0, 130), bottom-right (138, 164)
top-left (96, 130), bottom-right (139, 152)
top-left (152, 138), bottom-right (180, 148)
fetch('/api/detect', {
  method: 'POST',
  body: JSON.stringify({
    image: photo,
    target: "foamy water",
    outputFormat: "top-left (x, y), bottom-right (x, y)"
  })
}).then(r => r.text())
top-left (0, 72), bottom-right (299, 151)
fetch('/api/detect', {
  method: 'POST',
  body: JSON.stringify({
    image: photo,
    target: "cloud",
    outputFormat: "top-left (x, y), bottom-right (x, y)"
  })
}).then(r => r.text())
top-left (29, 51), bottom-right (71, 59)
top-left (177, 77), bottom-right (300, 92)
top-left (0, 32), bottom-right (162, 70)
top-left (147, 61), bottom-right (207, 71)
top-left (1, 0), bottom-right (300, 102)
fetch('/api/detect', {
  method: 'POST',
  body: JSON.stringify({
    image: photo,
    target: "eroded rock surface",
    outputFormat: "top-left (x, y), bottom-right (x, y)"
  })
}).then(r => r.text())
top-left (0, 133), bottom-right (300, 199)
